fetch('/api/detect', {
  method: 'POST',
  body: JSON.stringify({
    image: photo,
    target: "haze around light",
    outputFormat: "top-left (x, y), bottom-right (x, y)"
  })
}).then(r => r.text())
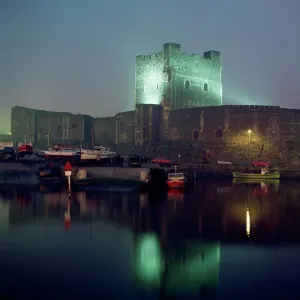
top-left (0, 0), bottom-right (299, 133)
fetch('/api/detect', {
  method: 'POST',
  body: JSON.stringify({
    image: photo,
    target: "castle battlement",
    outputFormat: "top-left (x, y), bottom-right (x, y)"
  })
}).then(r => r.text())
top-left (136, 52), bottom-right (164, 62)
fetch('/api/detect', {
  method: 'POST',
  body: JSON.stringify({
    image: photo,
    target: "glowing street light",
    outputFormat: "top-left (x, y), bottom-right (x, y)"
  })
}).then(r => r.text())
top-left (247, 130), bottom-right (252, 163)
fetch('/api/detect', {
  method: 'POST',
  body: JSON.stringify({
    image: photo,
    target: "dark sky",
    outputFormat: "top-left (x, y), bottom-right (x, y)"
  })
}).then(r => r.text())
top-left (0, 0), bottom-right (299, 132)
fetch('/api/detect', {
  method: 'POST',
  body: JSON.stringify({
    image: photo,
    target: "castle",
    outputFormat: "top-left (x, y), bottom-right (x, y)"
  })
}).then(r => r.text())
top-left (10, 43), bottom-right (300, 166)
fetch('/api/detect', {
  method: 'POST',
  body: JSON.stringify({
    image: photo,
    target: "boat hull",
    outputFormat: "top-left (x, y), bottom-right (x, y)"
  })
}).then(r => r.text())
top-left (232, 172), bottom-right (280, 179)
top-left (232, 178), bottom-right (280, 184)
top-left (80, 153), bottom-right (100, 160)
top-left (45, 150), bottom-right (78, 157)
top-left (167, 180), bottom-right (185, 189)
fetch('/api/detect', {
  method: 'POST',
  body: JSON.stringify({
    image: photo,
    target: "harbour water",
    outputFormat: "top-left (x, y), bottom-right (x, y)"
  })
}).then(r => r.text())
top-left (1, 180), bottom-right (300, 299)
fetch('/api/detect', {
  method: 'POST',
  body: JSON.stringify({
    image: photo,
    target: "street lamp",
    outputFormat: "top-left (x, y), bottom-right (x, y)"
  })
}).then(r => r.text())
top-left (247, 130), bottom-right (252, 164)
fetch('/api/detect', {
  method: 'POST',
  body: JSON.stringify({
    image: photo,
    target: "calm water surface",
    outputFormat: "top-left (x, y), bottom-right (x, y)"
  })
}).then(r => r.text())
top-left (1, 180), bottom-right (300, 299)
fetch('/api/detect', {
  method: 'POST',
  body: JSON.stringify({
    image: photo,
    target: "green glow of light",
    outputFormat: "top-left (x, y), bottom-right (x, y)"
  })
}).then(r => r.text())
top-left (133, 233), bottom-right (164, 288)
top-left (133, 237), bottom-right (221, 293)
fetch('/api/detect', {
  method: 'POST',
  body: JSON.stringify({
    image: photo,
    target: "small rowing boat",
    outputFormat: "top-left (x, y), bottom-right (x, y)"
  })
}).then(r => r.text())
top-left (232, 167), bottom-right (280, 180)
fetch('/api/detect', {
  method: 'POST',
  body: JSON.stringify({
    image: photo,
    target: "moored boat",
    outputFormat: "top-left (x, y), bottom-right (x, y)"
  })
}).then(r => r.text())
top-left (232, 168), bottom-right (280, 180)
top-left (16, 142), bottom-right (33, 160)
top-left (45, 149), bottom-right (78, 157)
top-left (80, 146), bottom-right (117, 160)
top-left (166, 166), bottom-right (186, 189)
top-left (44, 146), bottom-right (80, 164)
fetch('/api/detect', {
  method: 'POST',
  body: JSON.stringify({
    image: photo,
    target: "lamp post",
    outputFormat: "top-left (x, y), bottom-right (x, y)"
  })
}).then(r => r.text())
top-left (247, 130), bottom-right (252, 164)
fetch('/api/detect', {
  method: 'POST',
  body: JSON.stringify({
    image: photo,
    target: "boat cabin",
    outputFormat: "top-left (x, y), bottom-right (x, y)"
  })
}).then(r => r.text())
top-left (168, 172), bottom-right (185, 180)
top-left (217, 160), bottom-right (232, 166)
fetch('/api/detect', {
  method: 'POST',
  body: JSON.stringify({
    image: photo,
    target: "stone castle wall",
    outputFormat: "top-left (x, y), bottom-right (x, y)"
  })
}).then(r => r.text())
top-left (135, 104), bottom-right (160, 147)
top-left (10, 105), bottom-right (300, 166)
top-left (93, 117), bottom-right (115, 147)
top-left (11, 106), bottom-right (122, 149)
top-left (158, 105), bottom-right (300, 166)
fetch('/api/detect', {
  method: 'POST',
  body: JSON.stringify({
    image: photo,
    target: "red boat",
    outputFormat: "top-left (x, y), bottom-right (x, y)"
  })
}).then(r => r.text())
top-left (166, 166), bottom-right (186, 189)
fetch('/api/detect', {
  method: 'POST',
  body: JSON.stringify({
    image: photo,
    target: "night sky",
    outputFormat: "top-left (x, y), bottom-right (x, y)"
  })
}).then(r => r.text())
top-left (0, 0), bottom-right (299, 133)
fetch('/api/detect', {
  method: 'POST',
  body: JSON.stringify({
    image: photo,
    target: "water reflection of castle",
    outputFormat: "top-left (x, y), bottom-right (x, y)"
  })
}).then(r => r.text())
top-left (2, 181), bottom-right (300, 241)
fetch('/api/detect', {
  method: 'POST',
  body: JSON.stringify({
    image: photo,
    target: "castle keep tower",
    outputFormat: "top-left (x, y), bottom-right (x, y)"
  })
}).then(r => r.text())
top-left (135, 43), bottom-right (222, 109)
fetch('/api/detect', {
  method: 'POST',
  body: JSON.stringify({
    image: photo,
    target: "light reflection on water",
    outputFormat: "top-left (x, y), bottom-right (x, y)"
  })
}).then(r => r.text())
top-left (0, 180), bottom-right (300, 299)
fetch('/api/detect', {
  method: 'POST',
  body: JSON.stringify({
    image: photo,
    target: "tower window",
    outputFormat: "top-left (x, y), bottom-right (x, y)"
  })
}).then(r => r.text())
top-left (185, 80), bottom-right (190, 90)
top-left (204, 83), bottom-right (208, 92)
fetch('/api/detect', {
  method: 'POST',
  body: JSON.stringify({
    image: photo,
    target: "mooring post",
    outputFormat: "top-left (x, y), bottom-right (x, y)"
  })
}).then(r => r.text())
top-left (64, 161), bottom-right (72, 196)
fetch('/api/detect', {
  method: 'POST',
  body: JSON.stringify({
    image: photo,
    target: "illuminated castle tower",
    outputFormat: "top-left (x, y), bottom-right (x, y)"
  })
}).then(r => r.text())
top-left (135, 43), bottom-right (222, 109)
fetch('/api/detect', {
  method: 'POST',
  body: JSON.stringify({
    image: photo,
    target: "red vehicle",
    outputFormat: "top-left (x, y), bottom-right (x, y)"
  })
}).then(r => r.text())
top-left (151, 157), bottom-right (172, 166)
top-left (251, 161), bottom-right (270, 167)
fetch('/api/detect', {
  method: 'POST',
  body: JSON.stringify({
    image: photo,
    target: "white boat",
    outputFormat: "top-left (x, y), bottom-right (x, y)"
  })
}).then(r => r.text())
top-left (45, 149), bottom-right (79, 157)
top-left (44, 145), bottom-right (81, 164)
top-left (80, 146), bottom-right (117, 161)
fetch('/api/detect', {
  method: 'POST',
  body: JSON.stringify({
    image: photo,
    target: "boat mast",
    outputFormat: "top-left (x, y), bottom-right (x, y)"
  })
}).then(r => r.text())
top-left (82, 116), bottom-right (84, 146)
top-left (62, 116), bottom-right (65, 142)
top-left (92, 123), bottom-right (94, 147)
top-left (47, 113), bottom-right (50, 148)
top-left (25, 113), bottom-right (28, 143)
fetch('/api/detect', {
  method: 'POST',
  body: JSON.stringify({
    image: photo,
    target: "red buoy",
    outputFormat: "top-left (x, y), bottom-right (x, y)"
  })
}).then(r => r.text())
top-left (64, 161), bottom-right (72, 171)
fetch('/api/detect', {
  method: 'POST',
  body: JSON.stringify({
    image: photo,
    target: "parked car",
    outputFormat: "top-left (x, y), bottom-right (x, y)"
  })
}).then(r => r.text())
top-left (251, 161), bottom-right (270, 167)
top-left (151, 157), bottom-right (172, 167)
top-left (141, 156), bottom-right (151, 164)
top-left (127, 154), bottom-right (142, 167)
top-left (217, 160), bottom-right (232, 166)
